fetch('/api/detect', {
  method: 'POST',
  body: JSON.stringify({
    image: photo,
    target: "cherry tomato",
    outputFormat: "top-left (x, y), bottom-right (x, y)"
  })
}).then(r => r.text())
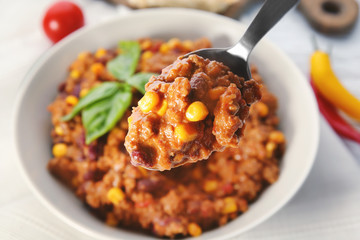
top-left (42, 1), bottom-right (85, 43)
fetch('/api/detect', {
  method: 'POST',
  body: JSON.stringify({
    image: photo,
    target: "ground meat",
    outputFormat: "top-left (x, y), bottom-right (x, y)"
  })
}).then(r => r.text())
top-left (47, 38), bottom-right (285, 238)
top-left (125, 55), bottom-right (261, 171)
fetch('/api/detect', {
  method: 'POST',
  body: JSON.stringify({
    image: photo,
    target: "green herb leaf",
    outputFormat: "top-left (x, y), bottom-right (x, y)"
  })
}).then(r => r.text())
top-left (107, 41), bottom-right (141, 81)
top-left (62, 40), bottom-right (152, 144)
top-left (126, 72), bottom-right (156, 94)
top-left (61, 82), bottom-right (122, 121)
top-left (82, 84), bottom-right (132, 144)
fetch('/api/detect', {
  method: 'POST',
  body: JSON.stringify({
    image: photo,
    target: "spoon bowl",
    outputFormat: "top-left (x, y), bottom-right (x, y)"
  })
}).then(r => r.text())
top-left (187, 47), bottom-right (251, 78)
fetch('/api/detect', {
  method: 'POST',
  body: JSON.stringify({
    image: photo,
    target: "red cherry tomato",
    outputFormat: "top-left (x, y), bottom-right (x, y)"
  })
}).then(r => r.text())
top-left (42, 1), bottom-right (85, 43)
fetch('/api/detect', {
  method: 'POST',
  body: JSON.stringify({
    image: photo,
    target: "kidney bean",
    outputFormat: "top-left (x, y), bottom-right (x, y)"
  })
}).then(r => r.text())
top-left (58, 82), bottom-right (66, 92)
top-left (72, 83), bottom-right (82, 98)
top-left (137, 178), bottom-right (162, 193)
top-left (131, 148), bottom-right (154, 168)
top-left (189, 72), bottom-right (210, 99)
top-left (83, 170), bottom-right (94, 181)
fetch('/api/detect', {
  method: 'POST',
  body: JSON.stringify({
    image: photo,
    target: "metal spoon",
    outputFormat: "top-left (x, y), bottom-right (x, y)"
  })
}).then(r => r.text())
top-left (185, 0), bottom-right (299, 80)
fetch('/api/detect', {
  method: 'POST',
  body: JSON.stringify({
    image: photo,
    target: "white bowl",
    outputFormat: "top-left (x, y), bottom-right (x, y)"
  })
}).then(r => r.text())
top-left (13, 8), bottom-right (319, 240)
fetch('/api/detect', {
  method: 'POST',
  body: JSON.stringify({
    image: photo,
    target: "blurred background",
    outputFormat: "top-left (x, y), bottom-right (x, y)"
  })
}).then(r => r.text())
top-left (0, 0), bottom-right (360, 239)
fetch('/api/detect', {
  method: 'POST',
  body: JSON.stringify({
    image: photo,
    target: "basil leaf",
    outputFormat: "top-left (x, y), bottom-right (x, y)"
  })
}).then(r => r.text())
top-left (107, 41), bottom-right (141, 81)
top-left (126, 72), bottom-right (156, 94)
top-left (82, 84), bottom-right (132, 144)
top-left (82, 98), bottom-right (113, 130)
top-left (61, 82), bottom-right (122, 121)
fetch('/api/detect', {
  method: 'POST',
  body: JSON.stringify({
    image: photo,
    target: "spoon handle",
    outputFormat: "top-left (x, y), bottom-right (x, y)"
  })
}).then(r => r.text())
top-left (237, 0), bottom-right (299, 58)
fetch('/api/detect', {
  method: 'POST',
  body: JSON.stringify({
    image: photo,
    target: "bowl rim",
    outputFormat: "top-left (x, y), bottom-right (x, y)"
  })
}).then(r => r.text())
top-left (13, 7), bottom-right (320, 240)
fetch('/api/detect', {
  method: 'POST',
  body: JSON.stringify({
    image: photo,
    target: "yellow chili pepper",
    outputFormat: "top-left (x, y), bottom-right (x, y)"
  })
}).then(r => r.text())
top-left (311, 50), bottom-right (360, 121)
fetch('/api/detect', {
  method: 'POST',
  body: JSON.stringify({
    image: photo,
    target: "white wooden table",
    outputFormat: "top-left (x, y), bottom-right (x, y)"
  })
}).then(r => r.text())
top-left (1, 0), bottom-right (359, 239)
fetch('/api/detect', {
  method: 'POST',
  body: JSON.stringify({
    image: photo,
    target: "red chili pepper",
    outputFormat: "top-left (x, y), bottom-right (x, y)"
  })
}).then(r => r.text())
top-left (221, 183), bottom-right (234, 195)
top-left (135, 200), bottom-right (152, 208)
top-left (310, 80), bottom-right (360, 143)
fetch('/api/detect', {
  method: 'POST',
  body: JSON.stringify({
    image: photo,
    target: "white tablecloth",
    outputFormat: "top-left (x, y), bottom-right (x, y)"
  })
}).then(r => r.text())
top-left (1, 0), bottom-right (359, 239)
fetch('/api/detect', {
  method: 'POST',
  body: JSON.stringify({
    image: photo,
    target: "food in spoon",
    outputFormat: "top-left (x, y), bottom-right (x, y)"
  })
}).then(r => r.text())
top-left (125, 54), bottom-right (261, 171)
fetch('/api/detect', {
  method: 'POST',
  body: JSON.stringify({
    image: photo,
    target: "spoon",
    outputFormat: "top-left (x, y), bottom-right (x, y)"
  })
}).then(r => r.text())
top-left (185, 0), bottom-right (299, 80)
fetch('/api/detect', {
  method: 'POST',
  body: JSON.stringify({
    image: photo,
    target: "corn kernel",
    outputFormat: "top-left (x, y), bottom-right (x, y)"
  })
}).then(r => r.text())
top-left (141, 40), bottom-right (152, 50)
top-left (160, 43), bottom-right (170, 53)
top-left (255, 102), bottom-right (269, 117)
top-left (70, 70), bottom-right (81, 79)
top-left (142, 50), bottom-right (153, 60)
top-left (269, 131), bottom-right (285, 144)
top-left (174, 123), bottom-right (198, 142)
top-left (95, 48), bottom-right (106, 58)
top-left (127, 116), bottom-right (133, 125)
top-left (52, 143), bottom-right (67, 157)
top-left (106, 213), bottom-right (118, 226)
top-left (156, 100), bottom-right (168, 116)
top-left (187, 223), bottom-right (202, 237)
top-left (77, 51), bottom-right (89, 60)
top-left (186, 101), bottom-right (209, 122)
top-left (79, 88), bottom-right (89, 98)
top-left (54, 125), bottom-right (64, 136)
top-left (107, 187), bottom-right (125, 205)
top-left (266, 142), bottom-right (277, 157)
top-left (90, 63), bottom-right (104, 75)
top-left (183, 40), bottom-right (194, 51)
top-left (222, 197), bottom-right (238, 214)
top-left (138, 91), bottom-right (160, 113)
top-left (65, 95), bottom-right (79, 106)
top-left (167, 38), bottom-right (181, 49)
top-left (203, 180), bottom-right (218, 192)
top-left (208, 86), bottom-right (226, 100)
